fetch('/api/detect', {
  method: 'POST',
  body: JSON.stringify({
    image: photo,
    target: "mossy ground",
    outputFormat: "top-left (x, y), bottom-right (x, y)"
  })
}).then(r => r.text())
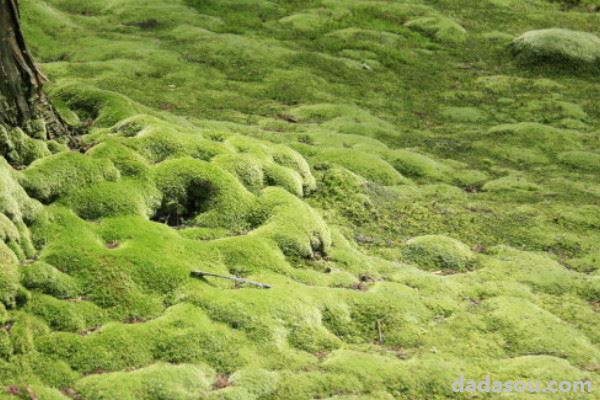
top-left (0, 0), bottom-right (599, 398)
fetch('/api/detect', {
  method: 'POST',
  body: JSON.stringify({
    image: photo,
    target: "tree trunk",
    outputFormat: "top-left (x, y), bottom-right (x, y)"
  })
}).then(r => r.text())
top-left (0, 0), bottom-right (68, 139)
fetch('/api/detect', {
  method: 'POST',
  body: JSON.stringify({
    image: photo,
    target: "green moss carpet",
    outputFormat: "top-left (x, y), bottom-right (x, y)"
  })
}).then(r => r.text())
top-left (1, 0), bottom-right (600, 398)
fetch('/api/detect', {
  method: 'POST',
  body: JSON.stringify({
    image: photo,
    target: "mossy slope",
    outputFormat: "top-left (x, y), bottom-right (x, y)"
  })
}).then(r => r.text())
top-left (0, 0), bottom-right (598, 399)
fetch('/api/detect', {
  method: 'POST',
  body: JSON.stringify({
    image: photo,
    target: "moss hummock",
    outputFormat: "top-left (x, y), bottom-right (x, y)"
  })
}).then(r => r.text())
top-left (511, 28), bottom-right (600, 66)
top-left (403, 235), bottom-right (476, 272)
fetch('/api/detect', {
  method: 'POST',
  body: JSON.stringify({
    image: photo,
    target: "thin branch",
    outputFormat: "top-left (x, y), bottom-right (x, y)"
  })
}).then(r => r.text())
top-left (376, 319), bottom-right (385, 345)
top-left (190, 270), bottom-right (272, 289)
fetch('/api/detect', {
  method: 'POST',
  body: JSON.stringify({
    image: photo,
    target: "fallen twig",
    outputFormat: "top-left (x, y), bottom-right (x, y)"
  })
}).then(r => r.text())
top-left (190, 271), bottom-right (272, 289)
top-left (376, 319), bottom-right (385, 345)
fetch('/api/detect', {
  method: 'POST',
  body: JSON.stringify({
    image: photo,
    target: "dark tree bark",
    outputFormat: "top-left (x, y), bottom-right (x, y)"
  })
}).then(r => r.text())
top-left (0, 0), bottom-right (68, 138)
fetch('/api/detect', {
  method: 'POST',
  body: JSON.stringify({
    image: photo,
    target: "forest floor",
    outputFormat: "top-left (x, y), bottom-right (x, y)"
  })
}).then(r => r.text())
top-left (1, 0), bottom-right (600, 399)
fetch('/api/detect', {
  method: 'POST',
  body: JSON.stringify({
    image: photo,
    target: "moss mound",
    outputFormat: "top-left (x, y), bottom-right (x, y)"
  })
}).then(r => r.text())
top-left (404, 16), bottom-right (467, 43)
top-left (75, 363), bottom-right (213, 400)
top-left (511, 28), bottom-right (600, 66)
top-left (403, 235), bottom-right (475, 272)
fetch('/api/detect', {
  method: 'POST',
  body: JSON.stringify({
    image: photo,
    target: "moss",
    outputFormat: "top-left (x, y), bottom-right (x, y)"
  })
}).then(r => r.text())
top-left (389, 149), bottom-right (453, 181)
top-left (320, 350), bottom-right (461, 397)
top-left (9, 312), bottom-right (49, 355)
top-left (212, 153), bottom-right (265, 194)
top-left (51, 82), bottom-right (139, 127)
top-left (524, 99), bottom-right (588, 122)
top-left (251, 187), bottom-right (332, 259)
top-left (404, 16), bottom-right (467, 43)
top-left (0, 385), bottom-right (71, 400)
top-left (0, 127), bottom-right (51, 167)
top-left (287, 324), bottom-right (342, 353)
top-left (262, 69), bottom-right (325, 105)
top-left (21, 261), bottom-right (81, 299)
top-left (210, 234), bottom-right (290, 278)
top-left (263, 164), bottom-right (304, 197)
top-left (277, 8), bottom-right (347, 34)
top-left (271, 145), bottom-right (316, 194)
top-left (25, 293), bottom-right (106, 332)
top-left (231, 367), bottom-right (280, 393)
top-left (0, 158), bottom-right (42, 223)
top-left (5, 0), bottom-right (600, 396)
top-left (511, 28), bottom-right (600, 66)
top-left (558, 150), bottom-right (600, 172)
top-left (312, 148), bottom-right (410, 186)
top-left (75, 362), bottom-right (213, 400)
top-left (403, 235), bottom-right (475, 272)
top-left (476, 122), bottom-right (582, 165)
top-left (440, 106), bottom-right (486, 123)
top-left (61, 178), bottom-right (160, 220)
top-left (21, 152), bottom-right (120, 203)
top-left (122, 118), bottom-right (229, 163)
top-left (286, 104), bottom-right (398, 140)
top-left (87, 140), bottom-right (150, 177)
top-left (152, 158), bottom-right (254, 228)
top-left (311, 165), bottom-right (374, 224)
top-left (568, 251), bottom-right (600, 273)
top-left (480, 296), bottom-right (600, 365)
top-left (482, 175), bottom-right (542, 192)
top-left (37, 304), bottom-right (255, 374)
top-left (0, 261), bottom-right (20, 308)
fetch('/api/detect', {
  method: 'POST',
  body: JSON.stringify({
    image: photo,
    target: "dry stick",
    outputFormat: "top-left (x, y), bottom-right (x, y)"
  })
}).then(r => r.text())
top-left (190, 271), bottom-right (272, 289)
top-left (376, 319), bottom-right (385, 345)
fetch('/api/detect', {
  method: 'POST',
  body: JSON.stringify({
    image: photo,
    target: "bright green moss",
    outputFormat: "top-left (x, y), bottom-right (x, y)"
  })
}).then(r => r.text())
top-left (569, 251), bottom-right (600, 273)
top-left (287, 104), bottom-right (398, 140)
top-left (403, 235), bottom-right (475, 272)
top-left (25, 293), bottom-right (106, 332)
top-left (404, 16), bottom-right (467, 43)
top-left (476, 123), bottom-right (582, 165)
top-left (21, 152), bottom-right (120, 203)
top-left (252, 187), bottom-right (332, 259)
top-left (389, 149), bottom-right (453, 181)
top-left (558, 150), bottom-right (600, 172)
top-left (511, 28), bottom-right (600, 66)
top-left (0, 127), bottom-right (51, 167)
top-left (60, 178), bottom-right (160, 220)
top-left (152, 158), bottom-right (254, 228)
top-left (287, 323), bottom-right (342, 353)
top-left (221, 368), bottom-right (279, 399)
top-left (524, 99), bottom-right (588, 122)
top-left (4, 0), bottom-right (600, 397)
top-left (37, 303), bottom-right (256, 374)
top-left (87, 140), bottom-right (150, 177)
top-left (271, 145), bottom-right (316, 194)
top-left (268, 370), bottom-right (364, 400)
top-left (311, 165), bottom-right (374, 224)
top-left (212, 153), bottom-right (265, 194)
top-left (123, 121), bottom-right (229, 163)
top-left (486, 122), bottom-right (581, 151)
top-left (312, 148), bottom-right (410, 186)
top-left (323, 350), bottom-right (459, 398)
top-left (482, 175), bottom-right (541, 192)
top-left (467, 246), bottom-right (596, 301)
top-left (75, 362), bottom-right (213, 400)
top-left (210, 234), bottom-right (290, 277)
top-left (262, 69), bottom-right (325, 105)
top-left (481, 296), bottom-right (600, 365)
top-left (440, 106), bottom-right (486, 123)
top-left (0, 260), bottom-right (20, 308)
top-left (21, 261), bottom-right (81, 299)
top-left (51, 82), bottom-right (139, 127)
top-left (263, 164), bottom-right (304, 197)
top-left (0, 158), bottom-right (42, 225)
